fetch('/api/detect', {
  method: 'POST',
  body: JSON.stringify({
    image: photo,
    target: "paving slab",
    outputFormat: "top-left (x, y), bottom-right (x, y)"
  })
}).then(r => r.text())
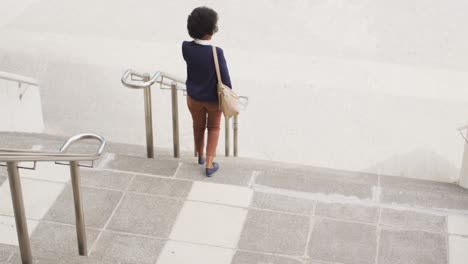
top-left (157, 240), bottom-right (235, 264)
top-left (107, 193), bottom-right (183, 238)
top-left (251, 192), bottom-right (315, 215)
top-left (29, 222), bottom-right (99, 259)
top-left (169, 201), bottom-right (247, 248)
top-left (91, 231), bottom-right (164, 264)
top-left (128, 175), bottom-right (192, 198)
top-left (238, 209), bottom-right (309, 256)
top-left (44, 186), bottom-right (123, 229)
top-left (380, 175), bottom-right (468, 210)
top-left (378, 228), bottom-right (447, 264)
top-left (255, 167), bottom-right (378, 199)
top-left (449, 235), bottom-right (468, 264)
top-left (380, 208), bottom-right (446, 233)
top-left (0, 243), bottom-right (16, 262)
top-left (80, 168), bottom-right (134, 190)
top-left (315, 202), bottom-right (379, 223)
top-left (308, 218), bottom-right (376, 264)
top-left (175, 162), bottom-right (253, 186)
top-left (100, 154), bottom-right (179, 177)
top-left (231, 251), bottom-right (302, 264)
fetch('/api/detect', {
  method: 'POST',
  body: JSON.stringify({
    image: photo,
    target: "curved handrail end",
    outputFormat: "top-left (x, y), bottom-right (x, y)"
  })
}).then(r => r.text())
top-left (59, 133), bottom-right (106, 157)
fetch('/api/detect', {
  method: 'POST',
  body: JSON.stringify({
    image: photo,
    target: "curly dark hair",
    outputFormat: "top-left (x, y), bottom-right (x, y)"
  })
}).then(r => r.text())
top-left (187, 6), bottom-right (218, 39)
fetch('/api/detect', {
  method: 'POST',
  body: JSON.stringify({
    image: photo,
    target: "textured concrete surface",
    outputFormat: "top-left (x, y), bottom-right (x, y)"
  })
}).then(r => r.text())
top-left (308, 218), bottom-right (377, 264)
top-left (381, 175), bottom-right (468, 210)
top-left (79, 168), bottom-right (134, 191)
top-left (107, 193), bottom-right (183, 237)
top-left (251, 192), bottom-right (316, 215)
top-left (256, 167), bottom-right (378, 199)
top-left (44, 186), bottom-right (123, 228)
top-left (29, 222), bottom-right (99, 259)
top-left (91, 231), bottom-right (164, 264)
top-left (100, 154), bottom-right (179, 177)
top-left (378, 229), bottom-right (447, 264)
top-left (238, 209), bottom-right (309, 256)
top-left (315, 202), bottom-right (379, 224)
top-left (128, 175), bottom-right (192, 198)
top-left (2, 133), bottom-right (468, 264)
top-left (380, 208), bottom-right (446, 233)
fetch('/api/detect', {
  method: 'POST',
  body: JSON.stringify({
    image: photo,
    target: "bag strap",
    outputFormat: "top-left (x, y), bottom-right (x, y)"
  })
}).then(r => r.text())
top-left (212, 46), bottom-right (224, 110)
top-left (212, 46), bottom-right (223, 85)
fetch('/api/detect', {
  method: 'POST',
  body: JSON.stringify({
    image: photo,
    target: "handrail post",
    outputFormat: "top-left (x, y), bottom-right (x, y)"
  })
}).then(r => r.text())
top-left (233, 115), bottom-right (238, 157)
top-left (143, 75), bottom-right (154, 158)
top-left (225, 117), bottom-right (230, 157)
top-left (7, 162), bottom-right (33, 264)
top-left (171, 83), bottom-right (180, 158)
top-left (70, 161), bottom-right (87, 256)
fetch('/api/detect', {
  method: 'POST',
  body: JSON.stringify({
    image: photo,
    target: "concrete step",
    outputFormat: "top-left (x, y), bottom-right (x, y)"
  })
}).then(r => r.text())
top-left (2, 132), bottom-right (468, 264)
top-left (2, 132), bottom-right (468, 213)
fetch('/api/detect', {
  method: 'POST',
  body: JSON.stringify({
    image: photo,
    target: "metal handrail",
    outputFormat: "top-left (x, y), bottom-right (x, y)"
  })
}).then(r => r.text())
top-left (121, 69), bottom-right (248, 158)
top-left (0, 134), bottom-right (106, 162)
top-left (458, 125), bottom-right (468, 143)
top-left (121, 69), bottom-right (160, 89)
top-left (0, 71), bottom-right (38, 86)
top-left (0, 153), bottom-right (100, 161)
top-left (60, 133), bottom-right (106, 154)
top-left (159, 71), bottom-right (186, 87)
top-left (0, 71), bottom-right (39, 100)
top-left (0, 133), bottom-right (106, 264)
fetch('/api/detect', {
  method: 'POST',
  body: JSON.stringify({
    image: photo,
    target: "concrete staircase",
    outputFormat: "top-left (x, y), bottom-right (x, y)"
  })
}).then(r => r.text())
top-left (1, 132), bottom-right (468, 264)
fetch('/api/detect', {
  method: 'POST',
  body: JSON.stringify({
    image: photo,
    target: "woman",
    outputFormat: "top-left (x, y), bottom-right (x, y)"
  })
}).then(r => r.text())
top-left (182, 6), bottom-right (232, 177)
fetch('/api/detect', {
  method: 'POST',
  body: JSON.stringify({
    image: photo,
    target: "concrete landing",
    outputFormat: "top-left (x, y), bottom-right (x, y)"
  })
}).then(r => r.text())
top-left (1, 132), bottom-right (468, 264)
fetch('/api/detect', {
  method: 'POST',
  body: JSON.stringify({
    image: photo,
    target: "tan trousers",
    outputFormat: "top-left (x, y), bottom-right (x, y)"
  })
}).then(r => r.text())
top-left (187, 96), bottom-right (222, 158)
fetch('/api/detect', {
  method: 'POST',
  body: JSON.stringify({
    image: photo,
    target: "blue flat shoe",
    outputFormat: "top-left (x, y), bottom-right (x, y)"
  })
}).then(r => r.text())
top-left (206, 162), bottom-right (219, 177)
top-left (198, 156), bottom-right (206, 165)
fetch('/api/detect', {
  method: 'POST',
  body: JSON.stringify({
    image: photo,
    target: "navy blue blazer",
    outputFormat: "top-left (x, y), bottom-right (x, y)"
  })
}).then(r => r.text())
top-left (182, 41), bottom-right (232, 102)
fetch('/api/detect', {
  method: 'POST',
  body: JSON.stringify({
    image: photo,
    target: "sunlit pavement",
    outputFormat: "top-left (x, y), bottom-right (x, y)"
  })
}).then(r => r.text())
top-left (1, 133), bottom-right (468, 264)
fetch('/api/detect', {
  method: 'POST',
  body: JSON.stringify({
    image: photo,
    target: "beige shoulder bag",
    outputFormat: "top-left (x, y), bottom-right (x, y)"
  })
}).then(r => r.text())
top-left (212, 46), bottom-right (240, 119)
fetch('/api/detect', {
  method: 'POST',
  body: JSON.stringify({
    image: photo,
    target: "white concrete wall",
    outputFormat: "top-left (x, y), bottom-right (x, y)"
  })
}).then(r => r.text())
top-left (1, 0), bottom-right (468, 182)
top-left (0, 79), bottom-right (43, 133)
